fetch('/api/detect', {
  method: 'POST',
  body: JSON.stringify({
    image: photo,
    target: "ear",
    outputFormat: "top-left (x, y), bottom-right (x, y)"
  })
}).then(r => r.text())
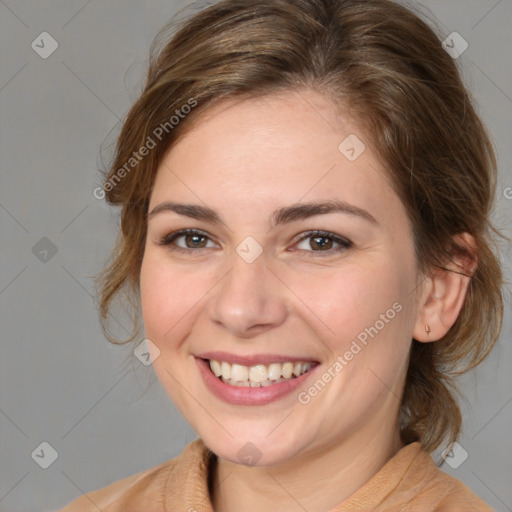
top-left (413, 233), bottom-right (478, 342)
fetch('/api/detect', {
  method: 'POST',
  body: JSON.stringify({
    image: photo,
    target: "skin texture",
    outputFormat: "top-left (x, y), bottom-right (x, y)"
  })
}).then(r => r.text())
top-left (139, 90), bottom-right (473, 512)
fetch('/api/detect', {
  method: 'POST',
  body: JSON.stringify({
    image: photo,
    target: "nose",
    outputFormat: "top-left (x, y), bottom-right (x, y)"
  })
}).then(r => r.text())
top-left (208, 250), bottom-right (288, 338)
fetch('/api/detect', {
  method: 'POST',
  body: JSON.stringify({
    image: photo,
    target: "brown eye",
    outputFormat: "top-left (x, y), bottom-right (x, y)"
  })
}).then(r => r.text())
top-left (310, 235), bottom-right (334, 251)
top-left (158, 229), bottom-right (216, 251)
top-left (183, 232), bottom-right (208, 248)
top-left (294, 230), bottom-right (352, 255)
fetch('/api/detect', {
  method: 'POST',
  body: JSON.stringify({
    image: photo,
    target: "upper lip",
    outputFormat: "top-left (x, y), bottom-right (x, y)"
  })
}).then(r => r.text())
top-left (197, 351), bottom-right (319, 366)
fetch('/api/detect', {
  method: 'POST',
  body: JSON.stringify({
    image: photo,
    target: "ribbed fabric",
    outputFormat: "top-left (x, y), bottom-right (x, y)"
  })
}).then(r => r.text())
top-left (58, 439), bottom-right (491, 511)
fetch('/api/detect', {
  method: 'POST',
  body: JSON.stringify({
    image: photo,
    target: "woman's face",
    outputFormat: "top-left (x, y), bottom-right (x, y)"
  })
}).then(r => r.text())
top-left (140, 90), bottom-right (422, 466)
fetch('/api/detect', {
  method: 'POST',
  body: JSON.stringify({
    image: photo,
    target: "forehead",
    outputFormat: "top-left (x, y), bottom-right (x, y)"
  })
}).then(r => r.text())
top-left (149, 90), bottom-right (404, 231)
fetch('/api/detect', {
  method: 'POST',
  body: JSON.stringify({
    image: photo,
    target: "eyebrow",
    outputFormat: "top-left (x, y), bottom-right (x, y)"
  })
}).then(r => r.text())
top-left (147, 199), bottom-right (378, 228)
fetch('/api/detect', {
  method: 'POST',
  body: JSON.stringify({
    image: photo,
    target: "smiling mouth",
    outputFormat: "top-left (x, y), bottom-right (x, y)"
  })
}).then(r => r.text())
top-left (206, 359), bottom-right (316, 387)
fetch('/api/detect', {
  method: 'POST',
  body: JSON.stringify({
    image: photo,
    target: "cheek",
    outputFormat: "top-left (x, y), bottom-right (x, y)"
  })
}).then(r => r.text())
top-left (139, 254), bottom-right (203, 404)
top-left (288, 260), bottom-right (411, 348)
top-left (293, 262), bottom-right (414, 415)
top-left (139, 253), bottom-right (201, 345)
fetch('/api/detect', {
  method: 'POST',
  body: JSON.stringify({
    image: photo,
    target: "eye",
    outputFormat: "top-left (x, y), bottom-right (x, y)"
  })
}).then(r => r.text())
top-left (292, 230), bottom-right (353, 255)
top-left (156, 228), bottom-right (353, 256)
top-left (157, 229), bottom-right (217, 252)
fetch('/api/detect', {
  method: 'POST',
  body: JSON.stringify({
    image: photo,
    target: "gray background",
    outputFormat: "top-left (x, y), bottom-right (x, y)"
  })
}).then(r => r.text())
top-left (0, 1), bottom-right (511, 511)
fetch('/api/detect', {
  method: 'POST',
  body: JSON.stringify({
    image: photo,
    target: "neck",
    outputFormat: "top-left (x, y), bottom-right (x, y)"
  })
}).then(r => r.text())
top-left (210, 422), bottom-right (404, 512)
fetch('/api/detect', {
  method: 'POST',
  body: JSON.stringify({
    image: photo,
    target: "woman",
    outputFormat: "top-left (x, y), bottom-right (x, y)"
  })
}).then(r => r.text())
top-left (59, 0), bottom-right (505, 510)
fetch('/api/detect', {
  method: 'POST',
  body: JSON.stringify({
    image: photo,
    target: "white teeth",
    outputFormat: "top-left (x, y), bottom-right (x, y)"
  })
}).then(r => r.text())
top-left (207, 359), bottom-right (314, 386)
top-left (249, 364), bottom-right (267, 383)
top-left (267, 363), bottom-right (281, 380)
top-left (231, 364), bottom-right (249, 381)
top-left (210, 360), bottom-right (222, 377)
top-left (282, 362), bottom-right (293, 378)
top-left (221, 361), bottom-right (231, 379)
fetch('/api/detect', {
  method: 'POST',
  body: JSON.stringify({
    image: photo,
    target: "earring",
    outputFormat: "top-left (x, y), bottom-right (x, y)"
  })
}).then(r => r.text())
top-left (425, 324), bottom-right (431, 334)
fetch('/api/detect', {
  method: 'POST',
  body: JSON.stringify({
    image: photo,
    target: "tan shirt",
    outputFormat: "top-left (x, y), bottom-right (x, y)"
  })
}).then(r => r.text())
top-left (58, 439), bottom-right (492, 511)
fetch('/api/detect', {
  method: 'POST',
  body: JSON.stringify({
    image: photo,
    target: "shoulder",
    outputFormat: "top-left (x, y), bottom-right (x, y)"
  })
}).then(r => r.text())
top-left (339, 442), bottom-right (493, 511)
top-left (391, 444), bottom-right (493, 511)
top-left (57, 439), bottom-right (212, 512)
top-left (418, 459), bottom-right (493, 511)
top-left (57, 458), bottom-right (176, 511)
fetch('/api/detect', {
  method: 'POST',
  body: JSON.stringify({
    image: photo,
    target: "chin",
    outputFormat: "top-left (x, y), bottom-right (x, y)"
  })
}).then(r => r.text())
top-left (199, 426), bottom-right (308, 467)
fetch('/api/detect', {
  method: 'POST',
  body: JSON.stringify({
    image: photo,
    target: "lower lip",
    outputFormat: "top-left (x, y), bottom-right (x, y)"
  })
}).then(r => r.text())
top-left (196, 358), bottom-right (318, 406)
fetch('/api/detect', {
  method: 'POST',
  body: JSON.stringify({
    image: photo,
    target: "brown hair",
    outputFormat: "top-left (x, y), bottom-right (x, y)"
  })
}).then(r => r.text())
top-left (95, 0), bottom-right (505, 452)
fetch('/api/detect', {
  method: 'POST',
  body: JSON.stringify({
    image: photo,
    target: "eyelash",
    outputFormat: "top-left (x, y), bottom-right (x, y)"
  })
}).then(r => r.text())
top-left (156, 228), bottom-right (353, 256)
